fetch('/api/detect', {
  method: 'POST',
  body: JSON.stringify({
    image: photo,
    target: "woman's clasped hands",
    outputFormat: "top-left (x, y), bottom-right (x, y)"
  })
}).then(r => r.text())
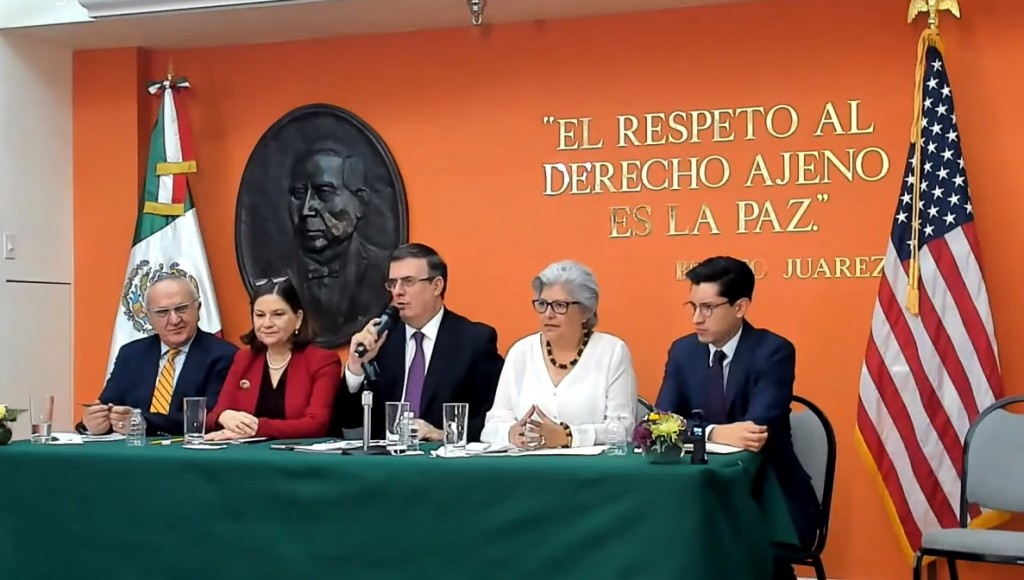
top-left (508, 405), bottom-right (569, 450)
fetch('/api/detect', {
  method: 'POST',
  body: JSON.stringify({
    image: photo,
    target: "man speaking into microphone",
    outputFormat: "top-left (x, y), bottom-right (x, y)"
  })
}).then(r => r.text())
top-left (329, 243), bottom-right (504, 442)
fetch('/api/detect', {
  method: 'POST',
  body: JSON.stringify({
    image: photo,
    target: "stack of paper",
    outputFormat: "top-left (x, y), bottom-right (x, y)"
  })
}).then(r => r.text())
top-left (220, 437), bottom-right (269, 445)
top-left (48, 433), bottom-right (84, 445)
top-left (684, 442), bottom-right (744, 454)
top-left (430, 444), bottom-right (609, 458)
top-left (46, 432), bottom-right (127, 444)
top-left (82, 433), bottom-right (125, 442)
top-left (291, 440), bottom-right (386, 454)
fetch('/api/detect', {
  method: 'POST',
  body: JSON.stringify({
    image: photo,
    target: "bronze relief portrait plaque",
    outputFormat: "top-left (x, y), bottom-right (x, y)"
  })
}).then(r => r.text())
top-left (236, 103), bottom-right (408, 349)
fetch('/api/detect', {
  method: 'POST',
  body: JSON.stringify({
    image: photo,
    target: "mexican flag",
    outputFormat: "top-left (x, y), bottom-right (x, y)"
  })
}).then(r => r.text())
top-left (106, 75), bottom-right (222, 376)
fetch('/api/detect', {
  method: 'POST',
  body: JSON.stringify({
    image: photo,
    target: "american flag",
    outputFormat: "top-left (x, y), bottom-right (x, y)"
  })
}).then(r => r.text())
top-left (856, 39), bottom-right (1004, 557)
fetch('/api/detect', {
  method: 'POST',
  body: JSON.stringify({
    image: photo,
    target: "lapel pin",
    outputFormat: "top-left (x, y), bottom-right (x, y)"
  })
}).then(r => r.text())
top-left (239, 379), bottom-right (251, 390)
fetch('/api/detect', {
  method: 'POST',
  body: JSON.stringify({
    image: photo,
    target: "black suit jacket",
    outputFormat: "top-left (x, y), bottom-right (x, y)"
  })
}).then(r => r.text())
top-left (331, 308), bottom-right (504, 442)
top-left (655, 321), bottom-right (820, 549)
top-left (89, 330), bottom-right (237, 436)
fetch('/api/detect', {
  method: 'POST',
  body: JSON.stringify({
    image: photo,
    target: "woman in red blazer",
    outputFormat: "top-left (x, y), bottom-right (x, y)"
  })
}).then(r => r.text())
top-left (206, 277), bottom-right (341, 441)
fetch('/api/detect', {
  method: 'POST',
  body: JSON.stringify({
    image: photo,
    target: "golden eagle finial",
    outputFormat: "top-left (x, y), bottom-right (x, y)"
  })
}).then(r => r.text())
top-left (908, 0), bottom-right (961, 29)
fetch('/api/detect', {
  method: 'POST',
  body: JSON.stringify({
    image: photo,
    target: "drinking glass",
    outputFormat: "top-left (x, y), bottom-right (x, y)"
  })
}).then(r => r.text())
top-left (385, 402), bottom-right (410, 448)
top-left (30, 394), bottom-right (54, 444)
top-left (443, 403), bottom-right (469, 452)
top-left (183, 397), bottom-right (207, 445)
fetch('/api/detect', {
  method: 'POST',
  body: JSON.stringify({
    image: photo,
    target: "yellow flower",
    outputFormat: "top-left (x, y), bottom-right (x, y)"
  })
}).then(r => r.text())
top-left (0, 404), bottom-right (7, 421)
top-left (647, 412), bottom-right (661, 421)
top-left (650, 414), bottom-right (683, 438)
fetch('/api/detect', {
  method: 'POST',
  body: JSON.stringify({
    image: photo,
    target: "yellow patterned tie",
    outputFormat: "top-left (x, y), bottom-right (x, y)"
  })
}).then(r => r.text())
top-left (150, 348), bottom-right (181, 415)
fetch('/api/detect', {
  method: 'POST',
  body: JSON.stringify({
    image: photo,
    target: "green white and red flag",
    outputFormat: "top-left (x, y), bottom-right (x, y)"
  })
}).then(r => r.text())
top-left (106, 75), bottom-right (222, 375)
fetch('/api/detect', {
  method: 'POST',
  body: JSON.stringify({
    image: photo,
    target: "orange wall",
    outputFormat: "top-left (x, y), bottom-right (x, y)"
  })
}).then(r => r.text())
top-left (73, 0), bottom-right (1024, 578)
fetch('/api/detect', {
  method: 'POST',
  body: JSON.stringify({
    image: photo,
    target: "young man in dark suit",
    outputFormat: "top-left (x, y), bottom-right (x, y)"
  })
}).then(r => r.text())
top-left (79, 274), bottom-right (237, 436)
top-left (655, 256), bottom-right (820, 580)
top-left (333, 243), bottom-right (504, 442)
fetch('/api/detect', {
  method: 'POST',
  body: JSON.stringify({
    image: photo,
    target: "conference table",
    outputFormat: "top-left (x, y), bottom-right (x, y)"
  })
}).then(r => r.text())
top-left (0, 439), bottom-right (797, 578)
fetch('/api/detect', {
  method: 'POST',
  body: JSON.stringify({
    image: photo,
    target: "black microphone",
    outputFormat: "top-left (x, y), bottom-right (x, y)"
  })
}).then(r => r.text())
top-left (353, 306), bottom-right (399, 358)
top-left (688, 409), bottom-right (708, 465)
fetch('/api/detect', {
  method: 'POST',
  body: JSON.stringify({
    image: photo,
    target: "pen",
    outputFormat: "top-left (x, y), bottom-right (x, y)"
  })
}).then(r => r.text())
top-left (151, 437), bottom-right (184, 445)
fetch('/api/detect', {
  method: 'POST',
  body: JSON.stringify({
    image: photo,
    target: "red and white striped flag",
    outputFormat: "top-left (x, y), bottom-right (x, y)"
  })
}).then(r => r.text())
top-left (856, 30), bottom-right (1005, 559)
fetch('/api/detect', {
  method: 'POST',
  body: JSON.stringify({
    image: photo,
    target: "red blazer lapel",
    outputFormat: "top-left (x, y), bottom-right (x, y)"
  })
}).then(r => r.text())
top-left (284, 348), bottom-right (312, 420)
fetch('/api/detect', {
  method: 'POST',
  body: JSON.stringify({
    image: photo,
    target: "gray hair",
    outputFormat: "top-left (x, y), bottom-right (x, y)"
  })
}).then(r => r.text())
top-left (531, 260), bottom-right (599, 329)
top-left (144, 273), bottom-right (200, 310)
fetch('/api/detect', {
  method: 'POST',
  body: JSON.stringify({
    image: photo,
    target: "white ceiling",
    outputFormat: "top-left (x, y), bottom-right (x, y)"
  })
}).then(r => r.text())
top-left (6, 0), bottom-right (752, 50)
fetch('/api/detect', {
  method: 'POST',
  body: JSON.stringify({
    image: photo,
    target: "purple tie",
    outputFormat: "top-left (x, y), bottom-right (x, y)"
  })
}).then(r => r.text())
top-left (406, 331), bottom-right (426, 415)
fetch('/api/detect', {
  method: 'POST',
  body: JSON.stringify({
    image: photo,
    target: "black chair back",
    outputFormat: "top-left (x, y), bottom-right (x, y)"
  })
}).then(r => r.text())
top-left (791, 394), bottom-right (837, 555)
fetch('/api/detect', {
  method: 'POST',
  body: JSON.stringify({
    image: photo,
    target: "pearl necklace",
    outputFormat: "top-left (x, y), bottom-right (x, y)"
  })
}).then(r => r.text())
top-left (266, 352), bottom-right (292, 370)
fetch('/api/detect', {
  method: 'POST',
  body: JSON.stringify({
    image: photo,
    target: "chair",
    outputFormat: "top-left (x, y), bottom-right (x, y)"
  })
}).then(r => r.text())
top-left (781, 394), bottom-right (836, 580)
top-left (912, 395), bottom-right (1024, 580)
top-left (635, 396), bottom-right (654, 425)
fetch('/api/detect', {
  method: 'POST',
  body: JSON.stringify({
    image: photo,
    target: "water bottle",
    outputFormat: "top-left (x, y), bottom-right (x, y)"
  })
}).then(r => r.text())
top-left (126, 409), bottom-right (146, 447)
top-left (606, 414), bottom-right (628, 456)
top-left (389, 412), bottom-right (409, 453)
top-left (405, 411), bottom-right (420, 452)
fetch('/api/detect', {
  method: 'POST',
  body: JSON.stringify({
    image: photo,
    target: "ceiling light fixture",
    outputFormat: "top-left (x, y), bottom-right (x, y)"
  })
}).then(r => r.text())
top-left (467, 0), bottom-right (485, 26)
top-left (78, 0), bottom-right (309, 18)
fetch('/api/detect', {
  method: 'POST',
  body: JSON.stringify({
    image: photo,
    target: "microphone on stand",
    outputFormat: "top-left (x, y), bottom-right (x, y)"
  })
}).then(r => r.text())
top-left (344, 388), bottom-right (388, 456)
top-left (687, 409), bottom-right (708, 465)
top-left (361, 390), bottom-right (373, 452)
top-left (345, 307), bottom-right (398, 457)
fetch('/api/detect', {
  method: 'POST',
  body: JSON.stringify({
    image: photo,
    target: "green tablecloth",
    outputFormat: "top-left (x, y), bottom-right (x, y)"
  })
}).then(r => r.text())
top-left (0, 440), bottom-right (796, 579)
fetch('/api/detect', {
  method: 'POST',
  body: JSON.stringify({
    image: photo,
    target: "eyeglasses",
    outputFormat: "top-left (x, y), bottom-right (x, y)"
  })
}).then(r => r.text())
top-left (384, 276), bottom-right (434, 291)
top-left (254, 277), bottom-right (288, 286)
top-left (685, 300), bottom-right (732, 317)
top-left (532, 299), bottom-right (580, 315)
top-left (148, 300), bottom-right (197, 319)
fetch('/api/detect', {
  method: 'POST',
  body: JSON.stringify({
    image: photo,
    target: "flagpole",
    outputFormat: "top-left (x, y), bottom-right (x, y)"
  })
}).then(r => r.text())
top-left (905, 0), bottom-right (960, 315)
top-left (906, 7), bottom-right (964, 580)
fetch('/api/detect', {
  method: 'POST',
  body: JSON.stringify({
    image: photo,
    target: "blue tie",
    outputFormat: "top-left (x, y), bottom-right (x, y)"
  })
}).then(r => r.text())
top-left (706, 349), bottom-right (728, 425)
top-left (406, 331), bottom-right (426, 415)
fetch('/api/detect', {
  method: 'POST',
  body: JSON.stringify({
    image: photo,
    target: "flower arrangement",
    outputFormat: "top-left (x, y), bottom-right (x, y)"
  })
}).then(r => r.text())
top-left (633, 411), bottom-right (687, 461)
top-left (0, 404), bottom-right (27, 446)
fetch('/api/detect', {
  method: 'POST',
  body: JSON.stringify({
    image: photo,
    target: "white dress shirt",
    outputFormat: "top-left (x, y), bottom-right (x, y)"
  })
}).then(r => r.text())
top-left (159, 333), bottom-right (195, 390)
top-left (344, 306), bottom-right (446, 397)
top-left (480, 331), bottom-right (637, 448)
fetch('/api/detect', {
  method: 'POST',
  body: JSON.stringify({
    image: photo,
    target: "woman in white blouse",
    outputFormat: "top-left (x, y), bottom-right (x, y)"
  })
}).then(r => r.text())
top-left (480, 260), bottom-right (637, 448)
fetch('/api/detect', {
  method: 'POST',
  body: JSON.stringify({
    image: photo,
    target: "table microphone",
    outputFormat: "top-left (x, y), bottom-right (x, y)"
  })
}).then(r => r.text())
top-left (345, 388), bottom-right (389, 456)
top-left (688, 409), bottom-right (708, 465)
top-left (361, 390), bottom-right (373, 451)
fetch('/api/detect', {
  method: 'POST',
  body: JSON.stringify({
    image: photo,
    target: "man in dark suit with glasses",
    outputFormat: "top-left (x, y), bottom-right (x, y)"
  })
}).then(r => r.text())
top-left (330, 243), bottom-right (504, 443)
top-left (655, 256), bottom-right (820, 580)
